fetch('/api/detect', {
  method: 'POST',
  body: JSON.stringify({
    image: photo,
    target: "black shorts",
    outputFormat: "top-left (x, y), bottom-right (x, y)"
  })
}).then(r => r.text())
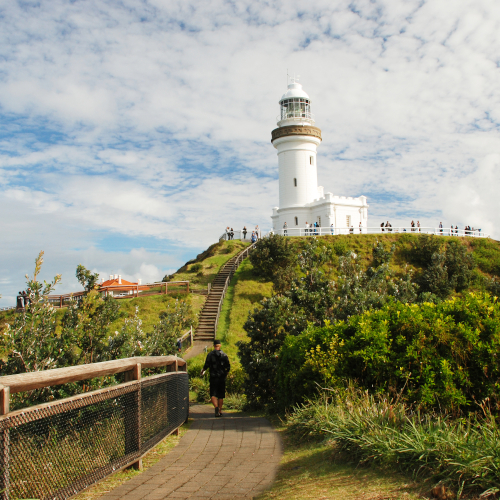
top-left (209, 378), bottom-right (226, 399)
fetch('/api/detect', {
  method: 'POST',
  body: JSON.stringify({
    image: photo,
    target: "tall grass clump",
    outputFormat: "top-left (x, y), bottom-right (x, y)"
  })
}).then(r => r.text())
top-left (286, 388), bottom-right (500, 497)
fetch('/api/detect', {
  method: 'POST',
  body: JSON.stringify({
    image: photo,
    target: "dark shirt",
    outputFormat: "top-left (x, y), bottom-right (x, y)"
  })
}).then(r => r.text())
top-left (203, 350), bottom-right (231, 380)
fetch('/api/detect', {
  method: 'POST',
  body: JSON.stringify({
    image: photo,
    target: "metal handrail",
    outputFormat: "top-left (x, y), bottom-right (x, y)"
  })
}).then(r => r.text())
top-left (212, 242), bottom-right (257, 336)
top-left (274, 226), bottom-right (489, 238)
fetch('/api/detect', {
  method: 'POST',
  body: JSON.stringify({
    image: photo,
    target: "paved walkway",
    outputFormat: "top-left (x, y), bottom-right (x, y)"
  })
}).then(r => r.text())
top-left (102, 405), bottom-right (282, 499)
top-left (183, 341), bottom-right (210, 360)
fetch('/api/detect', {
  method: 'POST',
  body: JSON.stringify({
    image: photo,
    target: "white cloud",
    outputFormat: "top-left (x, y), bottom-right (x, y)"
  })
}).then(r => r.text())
top-left (1, 0), bottom-right (499, 305)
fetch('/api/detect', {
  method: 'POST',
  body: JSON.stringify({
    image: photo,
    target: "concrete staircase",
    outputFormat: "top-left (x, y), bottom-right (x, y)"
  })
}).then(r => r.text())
top-left (194, 245), bottom-right (254, 342)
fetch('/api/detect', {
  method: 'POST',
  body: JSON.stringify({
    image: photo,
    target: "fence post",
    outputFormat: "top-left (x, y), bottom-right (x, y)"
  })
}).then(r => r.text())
top-left (0, 385), bottom-right (10, 500)
top-left (124, 363), bottom-right (142, 470)
top-left (190, 326), bottom-right (193, 346)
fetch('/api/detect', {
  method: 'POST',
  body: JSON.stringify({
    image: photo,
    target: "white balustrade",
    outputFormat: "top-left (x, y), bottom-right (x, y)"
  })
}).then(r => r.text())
top-left (271, 226), bottom-right (489, 238)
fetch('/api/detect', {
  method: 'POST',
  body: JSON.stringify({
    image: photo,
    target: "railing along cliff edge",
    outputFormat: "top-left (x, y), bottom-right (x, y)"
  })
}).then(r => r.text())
top-left (0, 356), bottom-right (189, 500)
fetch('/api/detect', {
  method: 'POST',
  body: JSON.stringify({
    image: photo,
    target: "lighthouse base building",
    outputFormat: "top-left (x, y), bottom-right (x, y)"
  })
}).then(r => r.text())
top-left (270, 81), bottom-right (368, 234)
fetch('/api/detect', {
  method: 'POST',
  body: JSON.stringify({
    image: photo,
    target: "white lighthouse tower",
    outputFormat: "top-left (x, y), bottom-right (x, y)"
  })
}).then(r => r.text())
top-left (271, 79), bottom-right (368, 233)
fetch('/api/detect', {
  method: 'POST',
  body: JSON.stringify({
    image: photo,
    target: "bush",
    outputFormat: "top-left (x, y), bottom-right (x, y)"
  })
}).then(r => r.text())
top-left (225, 363), bottom-right (246, 394)
top-left (286, 388), bottom-right (500, 497)
top-left (414, 237), bottom-right (475, 299)
top-left (249, 234), bottom-right (297, 289)
top-left (410, 234), bottom-right (444, 266)
top-left (190, 263), bottom-right (203, 273)
top-left (189, 377), bottom-right (210, 403)
top-left (277, 293), bottom-right (500, 413)
top-left (237, 296), bottom-right (307, 409)
top-left (372, 241), bottom-right (395, 267)
top-left (223, 393), bottom-right (247, 410)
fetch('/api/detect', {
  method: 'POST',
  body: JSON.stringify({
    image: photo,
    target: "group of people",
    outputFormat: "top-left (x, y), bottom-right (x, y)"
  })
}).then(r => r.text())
top-left (381, 221), bottom-right (398, 231)
top-left (440, 223), bottom-right (481, 236)
top-left (282, 221), bottom-right (322, 235)
top-left (379, 221), bottom-right (481, 235)
top-left (224, 225), bottom-right (260, 242)
top-left (16, 290), bottom-right (31, 310)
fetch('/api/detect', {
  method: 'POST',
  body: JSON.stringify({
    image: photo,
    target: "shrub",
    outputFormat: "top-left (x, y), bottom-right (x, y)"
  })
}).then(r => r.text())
top-left (237, 295), bottom-right (307, 409)
top-left (410, 233), bottom-right (444, 266)
top-left (223, 393), bottom-right (247, 410)
top-left (277, 293), bottom-right (500, 413)
top-left (249, 234), bottom-right (297, 289)
top-left (190, 263), bottom-right (203, 273)
top-left (225, 363), bottom-right (246, 394)
top-left (372, 241), bottom-right (395, 267)
top-left (414, 238), bottom-right (475, 299)
top-left (276, 323), bottom-right (343, 409)
top-left (189, 377), bottom-right (210, 403)
top-left (332, 240), bottom-right (349, 256)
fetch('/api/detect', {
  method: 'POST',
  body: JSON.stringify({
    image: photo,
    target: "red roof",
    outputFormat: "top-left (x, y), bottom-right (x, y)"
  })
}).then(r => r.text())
top-left (100, 278), bottom-right (137, 287)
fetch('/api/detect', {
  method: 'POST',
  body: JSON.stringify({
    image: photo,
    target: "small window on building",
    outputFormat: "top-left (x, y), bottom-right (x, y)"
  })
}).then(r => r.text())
top-left (294, 178), bottom-right (297, 187)
top-left (295, 217), bottom-right (298, 226)
top-left (317, 216), bottom-right (321, 227)
top-left (310, 156), bottom-right (314, 165)
top-left (346, 215), bottom-right (351, 227)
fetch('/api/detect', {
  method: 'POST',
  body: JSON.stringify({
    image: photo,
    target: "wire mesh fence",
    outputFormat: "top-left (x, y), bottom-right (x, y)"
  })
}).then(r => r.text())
top-left (0, 370), bottom-right (188, 500)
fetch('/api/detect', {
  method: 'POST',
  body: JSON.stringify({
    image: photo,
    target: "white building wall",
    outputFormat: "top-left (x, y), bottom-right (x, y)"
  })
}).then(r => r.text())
top-left (272, 195), bottom-right (369, 234)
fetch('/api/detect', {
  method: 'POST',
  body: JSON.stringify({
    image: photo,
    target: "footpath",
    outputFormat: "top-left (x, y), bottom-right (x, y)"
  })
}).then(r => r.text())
top-left (102, 404), bottom-right (282, 500)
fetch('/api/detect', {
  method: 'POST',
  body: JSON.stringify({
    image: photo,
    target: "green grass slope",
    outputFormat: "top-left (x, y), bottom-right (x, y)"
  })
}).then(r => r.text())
top-left (284, 233), bottom-right (500, 282)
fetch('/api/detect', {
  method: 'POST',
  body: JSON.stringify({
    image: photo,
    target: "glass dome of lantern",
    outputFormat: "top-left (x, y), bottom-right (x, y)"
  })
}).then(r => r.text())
top-left (277, 81), bottom-right (315, 127)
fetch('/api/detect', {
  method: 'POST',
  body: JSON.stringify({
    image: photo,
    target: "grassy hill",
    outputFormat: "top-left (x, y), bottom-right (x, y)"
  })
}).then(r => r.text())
top-left (2, 234), bottom-right (498, 352)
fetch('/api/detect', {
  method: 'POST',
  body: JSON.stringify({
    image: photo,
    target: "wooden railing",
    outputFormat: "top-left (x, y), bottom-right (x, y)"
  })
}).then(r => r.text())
top-left (0, 356), bottom-right (188, 500)
top-left (177, 326), bottom-right (194, 351)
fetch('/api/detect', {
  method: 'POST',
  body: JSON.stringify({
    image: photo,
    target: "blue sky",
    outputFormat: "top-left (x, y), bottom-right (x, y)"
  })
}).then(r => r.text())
top-left (1, 0), bottom-right (499, 306)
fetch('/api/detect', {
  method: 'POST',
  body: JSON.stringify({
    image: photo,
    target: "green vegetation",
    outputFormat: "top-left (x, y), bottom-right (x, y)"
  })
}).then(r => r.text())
top-left (233, 234), bottom-right (500, 497)
top-left (238, 234), bottom-right (500, 412)
top-left (257, 418), bottom-right (426, 500)
top-left (0, 253), bottom-right (194, 410)
top-left (166, 239), bottom-right (250, 291)
top-left (278, 293), bottom-right (500, 412)
top-left (285, 388), bottom-right (500, 498)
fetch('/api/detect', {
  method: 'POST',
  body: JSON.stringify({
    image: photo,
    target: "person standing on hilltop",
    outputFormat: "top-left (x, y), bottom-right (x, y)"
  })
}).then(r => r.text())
top-left (201, 339), bottom-right (231, 417)
top-left (242, 226), bottom-right (247, 240)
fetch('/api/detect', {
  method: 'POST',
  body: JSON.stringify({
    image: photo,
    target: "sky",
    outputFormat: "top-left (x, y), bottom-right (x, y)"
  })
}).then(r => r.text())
top-left (1, 0), bottom-right (499, 306)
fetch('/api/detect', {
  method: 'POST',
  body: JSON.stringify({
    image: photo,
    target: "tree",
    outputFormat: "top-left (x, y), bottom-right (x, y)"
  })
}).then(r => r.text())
top-left (249, 234), bottom-right (297, 292)
top-left (76, 264), bottom-right (100, 292)
top-left (0, 251), bottom-right (63, 407)
top-left (60, 291), bottom-right (121, 365)
top-left (115, 300), bottom-right (193, 358)
top-left (237, 296), bottom-right (307, 408)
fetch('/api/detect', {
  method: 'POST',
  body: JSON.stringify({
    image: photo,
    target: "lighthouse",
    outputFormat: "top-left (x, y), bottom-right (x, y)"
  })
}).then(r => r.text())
top-left (271, 79), bottom-right (368, 234)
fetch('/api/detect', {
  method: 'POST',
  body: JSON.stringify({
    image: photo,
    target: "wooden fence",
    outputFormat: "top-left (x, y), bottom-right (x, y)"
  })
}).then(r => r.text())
top-left (0, 356), bottom-right (188, 499)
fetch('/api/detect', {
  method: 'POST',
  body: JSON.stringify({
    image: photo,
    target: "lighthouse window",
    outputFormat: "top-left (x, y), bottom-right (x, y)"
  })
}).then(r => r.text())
top-left (309, 156), bottom-right (314, 165)
top-left (280, 98), bottom-right (312, 121)
top-left (295, 217), bottom-right (298, 226)
top-left (294, 178), bottom-right (297, 187)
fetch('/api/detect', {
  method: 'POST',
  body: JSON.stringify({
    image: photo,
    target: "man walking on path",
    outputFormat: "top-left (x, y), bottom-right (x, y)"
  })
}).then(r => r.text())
top-left (201, 339), bottom-right (231, 417)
